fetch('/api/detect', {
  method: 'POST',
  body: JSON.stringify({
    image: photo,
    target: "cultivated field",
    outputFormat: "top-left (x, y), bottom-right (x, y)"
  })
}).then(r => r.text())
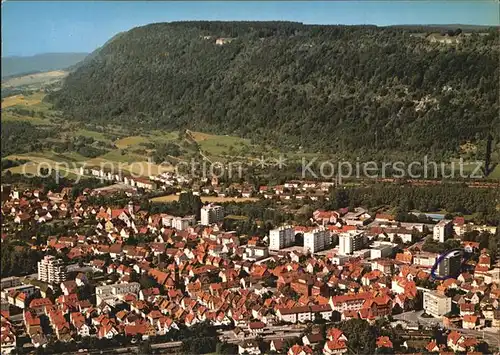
top-left (75, 129), bottom-right (112, 143)
top-left (2, 70), bottom-right (68, 88)
top-left (1, 111), bottom-right (53, 125)
top-left (1, 92), bottom-right (43, 108)
top-left (188, 130), bottom-right (251, 156)
top-left (3, 93), bottom-right (499, 186)
top-left (115, 136), bottom-right (150, 149)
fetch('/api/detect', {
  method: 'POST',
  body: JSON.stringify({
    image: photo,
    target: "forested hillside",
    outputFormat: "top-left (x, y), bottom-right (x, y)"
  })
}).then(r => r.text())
top-left (50, 22), bottom-right (500, 159)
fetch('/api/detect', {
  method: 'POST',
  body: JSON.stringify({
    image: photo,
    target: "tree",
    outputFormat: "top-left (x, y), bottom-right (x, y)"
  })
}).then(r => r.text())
top-left (339, 319), bottom-right (378, 354)
top-left (138, 340), bottom-right (152, 354)
top-left (49, 22), bottom-right (500, 161)
top-left (139, 274), bottom-right (158, 289)
top-left (393, 235), bottom-right (403, 245)
top-left (216, 342), bottom-right (238, 354)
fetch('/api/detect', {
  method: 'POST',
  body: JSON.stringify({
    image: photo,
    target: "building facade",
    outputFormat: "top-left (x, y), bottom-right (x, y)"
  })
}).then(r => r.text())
top-left (370, 244), bottom-right (393, 260)
top-left (0, 277), bottom-right (21, 290)
top-left (433, 220), bottom-right (453, 243)
top-left (338, 233), bottom-right (365, 255)
top-left (437, 252), bottom-right (462, 278)
top-left (269, 226), bottom-right (295, 250)
top-left (172, 216), bottom-right (196, 231)
top-left (423, 290), bottom-right (451, 317)
top-left (200, 205), bottom-right (224, 226)
top-left (37, 256), bottom-right (67, 284)
top-left (303, 227), bottom-right (331, 253)
top-left (243, 246), bottom-right (269, 261)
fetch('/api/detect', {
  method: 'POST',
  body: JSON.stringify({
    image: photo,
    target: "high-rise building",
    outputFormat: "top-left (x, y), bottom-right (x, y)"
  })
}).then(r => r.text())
top-left (437, 252), bottom-right (462, 278)
top-left (338, 232), bottom-right (365, 255)
top-left (423, 290), bottom-right (451, 317)
top-left (37, 256), bottom-right (67, 284)
top-left (269, 226), bottom-right (295, 250)
top-left (172, 215), bottom-right (196, 231)
top-left (433, 219), bottom-right (453, 243)
top-left (303, 227), bottom-right (331, 253)
top-left (200, 204), bottom-right (224, 226)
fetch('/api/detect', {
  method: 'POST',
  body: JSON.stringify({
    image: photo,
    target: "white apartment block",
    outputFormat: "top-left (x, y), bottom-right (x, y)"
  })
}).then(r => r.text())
top-left (96, 282), bottom-right (141, 305)
top-left (370, 244), bottom-right (393, 259)
top-left (433, 219), bottom-right (453, 243)
top-left (338, 232), bottom-right (365, 255)
top-left (37, 256), bottom-right (67, 284)
top-left (423, 290), bottom-right (451, 317)
top-left (413, 252), bottom-right (438, 267)
top-left (303, 227), bottom-right (331, 253)
top-left (201, 204), bottom-right (224, 226)
top-left (276, 305), bottom-right (333, 324)
top-left (269, 226), bottom-right (295, 250)
top-left (172, 216), bottom-right (196, 231)
top-left (160, 214), bottom-right (174, 227)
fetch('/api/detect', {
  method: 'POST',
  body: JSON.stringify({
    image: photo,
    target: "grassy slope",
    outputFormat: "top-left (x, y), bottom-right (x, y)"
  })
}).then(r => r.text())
top-left (2, 91), bottom-right (498, 181)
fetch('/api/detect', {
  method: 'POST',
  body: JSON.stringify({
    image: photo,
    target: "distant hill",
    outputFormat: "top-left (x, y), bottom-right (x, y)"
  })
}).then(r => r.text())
top-left (388, 24), bottom-right (497, 31)
top-left (49, 22), bottom-right (499, 158)
top-left (1, 53), bottom-right (88, 78)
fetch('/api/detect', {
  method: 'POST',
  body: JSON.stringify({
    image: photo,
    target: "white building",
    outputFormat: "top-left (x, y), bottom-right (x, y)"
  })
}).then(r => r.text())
top-left (172, 216), bottom-right (196, 231)
top-left (0, 277), bottom-right (21, 290)
top-left (243, 246), bottom-right (269, 261)
top-left (303, 227), bottom-right (331, 253)
top-left (414, 252), bottom-right (438, 267)
top-left (95, 282), bottom-right (141, 306)
top-left (330, 255), bottom-right (349, 266)
top-left (1, 284), bottom-right (36, 301)
top-left (338, 232), bottom-right (365, 255)
top-left (433, 219), bottom-right (453, 243)
top-left (37, 256), bottom-right (67, 284)
top-left (423, 290), bottom-right (451, 317)
top-left (200, 204), bottom-right (224, 226)
top-left (276, 305), bottom-right (333, 324)
top-left (130, 178), bottom-right (157, 190)
top-left (370, 244), bottom-right (393, 259)
top-left (160, 214), bottom-right (174, 227)
top-left (269, 226), bottom-right (295, 250)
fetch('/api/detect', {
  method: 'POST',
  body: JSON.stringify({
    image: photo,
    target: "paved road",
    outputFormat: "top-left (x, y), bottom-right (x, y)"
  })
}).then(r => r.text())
top-left (219, 324), bottom-right (306, 344)
top-left (58, 341), bottom-right (183, 355)
top-left (394, 311), bottom-right (500, 347)
top-left (55, 328), bottom-right (305, 355)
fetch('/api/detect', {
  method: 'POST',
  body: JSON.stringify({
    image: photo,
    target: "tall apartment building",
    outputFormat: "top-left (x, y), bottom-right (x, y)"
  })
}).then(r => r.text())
top-left (172, 215), bottom-right (196, 231)
top-left (338, 232), bottom-right (365, 255)
top-left (437, 252), bottom-right (462, 278)
top-left (303, 227), bottom-right (331, 253)
top-left (423, 290), bottom-right (451, 317)
top-left (200, 204), bottom-right (224, 226)
top-left (37, 256), bottom-right (67, 284)
top-left (269, 226), bottom-right (295, 250)
top-left (433, 219), bottom-right (453, 243)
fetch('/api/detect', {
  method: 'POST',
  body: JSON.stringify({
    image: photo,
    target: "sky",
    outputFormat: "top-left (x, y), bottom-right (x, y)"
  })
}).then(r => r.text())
top-left (2, 1), bottom-right (499, 57)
